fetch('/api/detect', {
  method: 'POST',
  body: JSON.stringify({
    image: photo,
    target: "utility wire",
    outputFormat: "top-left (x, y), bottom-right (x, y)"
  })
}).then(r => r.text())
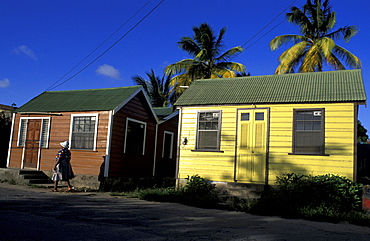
top-left (46, 0), bottom-right (165, 91)
top-left (243, 18), bottom-right (287, 51)
top-left (240, 0), bottom-right (298, 50)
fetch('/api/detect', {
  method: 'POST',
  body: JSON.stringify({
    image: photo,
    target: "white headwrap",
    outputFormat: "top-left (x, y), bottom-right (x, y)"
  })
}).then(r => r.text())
top-left (60, 141), bottom-right (69, 148)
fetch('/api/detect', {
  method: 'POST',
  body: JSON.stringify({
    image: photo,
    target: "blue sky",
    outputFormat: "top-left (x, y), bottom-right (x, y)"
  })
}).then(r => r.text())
top-left (1, 0), bottom-right (369, 130)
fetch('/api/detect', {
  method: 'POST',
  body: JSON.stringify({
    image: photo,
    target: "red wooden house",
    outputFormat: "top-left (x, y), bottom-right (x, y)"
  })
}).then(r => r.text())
top-left (6, 86), bottom-right (178, 188)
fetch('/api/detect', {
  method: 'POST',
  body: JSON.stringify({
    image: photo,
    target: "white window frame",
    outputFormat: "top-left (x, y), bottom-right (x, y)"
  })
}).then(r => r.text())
top-left (17, 117), bottom-right (51, 148)
top-left (292, 108), bottom-right (325, 155)
top-left (124, 118), bottom-right (147, 155)
top-left (196, 110), bottom-right (222, 150)
top-left (69, 113), bottom-right (98, 151)
top-left (162, 131), bottom-right (174, 159)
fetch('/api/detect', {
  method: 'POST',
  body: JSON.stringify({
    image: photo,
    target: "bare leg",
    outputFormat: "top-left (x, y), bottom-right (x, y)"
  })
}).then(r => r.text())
top-left (51, 180), bottom-right (58, 191)
top-left (66, 180), bottom-right (73, 190)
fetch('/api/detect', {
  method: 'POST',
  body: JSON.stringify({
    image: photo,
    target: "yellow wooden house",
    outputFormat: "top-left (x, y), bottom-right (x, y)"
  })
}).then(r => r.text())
top-left (175, 70), bottom-right (367, 186)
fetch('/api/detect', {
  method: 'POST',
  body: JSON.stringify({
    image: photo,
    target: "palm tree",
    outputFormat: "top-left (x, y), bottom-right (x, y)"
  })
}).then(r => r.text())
top-left (270, 0), bottom-right (361, 74)
top-left (132, 70), bottom-right (176, 107)
top-left (165, 23), bottom-right (246, 95)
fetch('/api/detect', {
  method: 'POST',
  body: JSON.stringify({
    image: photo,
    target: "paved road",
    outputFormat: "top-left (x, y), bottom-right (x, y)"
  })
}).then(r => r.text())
top-left (1, 182), bottom-right (370, 241)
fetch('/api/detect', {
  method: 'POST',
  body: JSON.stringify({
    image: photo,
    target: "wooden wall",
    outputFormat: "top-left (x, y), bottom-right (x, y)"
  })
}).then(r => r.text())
top-left (108, 92), bottom-right (158, 177)
top-left (8, 111), bottom-right (110, 176)
top-left (177, 102), bottom-right (357, 184)
top-left (155, 115), bottom-right (178, 177)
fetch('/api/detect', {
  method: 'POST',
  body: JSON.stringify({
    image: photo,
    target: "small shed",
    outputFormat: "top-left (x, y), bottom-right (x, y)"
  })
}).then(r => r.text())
top-left (7, 86), bottom-right (177, 187)
top-left (175, 70), bottom-right (367, 186)
top-left (153, 107), bottom-right (179, 178)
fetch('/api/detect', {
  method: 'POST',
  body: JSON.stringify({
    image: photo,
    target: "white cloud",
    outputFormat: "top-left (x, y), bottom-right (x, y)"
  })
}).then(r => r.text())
top-left (0, 78), bottom-right (10, 88)
top-left (14, 45), bottom-right (38, 60)
top-left (96, 64), bottom-right (121, 80)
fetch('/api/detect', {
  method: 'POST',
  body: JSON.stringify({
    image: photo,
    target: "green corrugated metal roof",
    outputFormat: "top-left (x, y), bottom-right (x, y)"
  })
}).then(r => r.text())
top-left (153, 107), bottom-right (174, 117)
top-left (15, 86), bottom-right (142, 113)
top-left (175, 70), bottom-right (367, 106)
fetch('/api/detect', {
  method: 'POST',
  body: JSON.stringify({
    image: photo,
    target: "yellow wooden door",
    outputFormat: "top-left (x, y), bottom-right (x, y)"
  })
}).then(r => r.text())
top-left (236, 109), bottom-right (268, 183)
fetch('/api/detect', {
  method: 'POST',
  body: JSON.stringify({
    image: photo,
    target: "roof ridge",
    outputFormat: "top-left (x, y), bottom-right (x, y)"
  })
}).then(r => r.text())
top-left (197, 69), bottom-right (362, 82)
top-left (45, 85), bottom-right (141, 93)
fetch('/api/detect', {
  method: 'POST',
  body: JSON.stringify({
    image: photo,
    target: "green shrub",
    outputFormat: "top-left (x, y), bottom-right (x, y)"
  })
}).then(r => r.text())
top-left (183, 174), bottom-right (215, 194)
top-left (130, 175), bottom-right (221, 209)
top-left (250, 173), bottom-right (363, 219)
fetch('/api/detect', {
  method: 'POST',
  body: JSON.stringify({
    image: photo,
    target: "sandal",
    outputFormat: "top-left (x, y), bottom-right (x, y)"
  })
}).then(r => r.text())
top-left (50, 189), bottom-right (58, 192)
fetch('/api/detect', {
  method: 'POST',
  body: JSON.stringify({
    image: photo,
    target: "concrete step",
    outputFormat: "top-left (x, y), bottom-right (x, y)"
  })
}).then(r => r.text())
top-left (19, 170), bottom-right (53, 185)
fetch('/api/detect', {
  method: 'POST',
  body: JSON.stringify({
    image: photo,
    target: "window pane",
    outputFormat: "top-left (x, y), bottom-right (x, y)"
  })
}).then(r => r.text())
top-left (241, 113), bottom-right (249, 121)
top-left (295, 132), bottom-right (322, 153)
top-left (255, 112), bottom-right (264, 120)
top-left (304, 112), bottom-right (313, 120)
top-left (313, 121), bottom-right (321, 130)
top-left (296, 121), bottom-right (304, 130)
top-left (198, 131), bottom-right (218, 149)
top-left (211, 122), bottom-right (218, 129)
top-left (304, 121), bottom-right (313, 130)
top-left (72, 116), bottom-right (96, 150)
top-left (296, 112), bottom-right (306, 120)
top-left (205, 122), bottom-right (213, 130)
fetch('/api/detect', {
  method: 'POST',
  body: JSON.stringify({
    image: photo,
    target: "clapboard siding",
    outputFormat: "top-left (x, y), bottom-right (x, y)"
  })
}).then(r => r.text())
top-left (155, 114), bottom-right (178, 177)
top-left (108, 92), bottom-right (158, 177)
top-left (178, 102), bottom-right (357, 184)
top-left (8, 111), bottom-right (110, 176)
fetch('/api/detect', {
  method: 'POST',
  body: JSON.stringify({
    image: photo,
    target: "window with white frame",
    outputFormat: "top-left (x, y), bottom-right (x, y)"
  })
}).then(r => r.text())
top-left (293, 109), bottom-right (325, 155)
top-left (70, 114), bottom-right (98, 150)
top-left (124, 118), bottom-right (146, 155)
top-left (18, 117), bottom-right (50, 148)
top-left (196, 111), bottom-right (221, 150)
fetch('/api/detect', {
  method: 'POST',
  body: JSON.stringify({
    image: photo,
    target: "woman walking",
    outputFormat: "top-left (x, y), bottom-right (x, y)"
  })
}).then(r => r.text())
top-left (51, 141), bottom-right (74, 192)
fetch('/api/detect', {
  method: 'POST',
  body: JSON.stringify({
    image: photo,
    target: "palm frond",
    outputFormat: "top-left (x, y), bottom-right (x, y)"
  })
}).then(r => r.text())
top-left (275, 41), bottom-right (308, 74)
top-left (215, 46), bottom-right (244, 62)
top-left (316, 37), bottom-right (335, 58)
top-left (165, 59), bottom-right (200, 76)
top-left (270, 35), bottom-right (305, 50)
top-left (215, 62), bottom-right (246, 74)
top-left (132, 75), bottom-right (149, 93)
top-left (300, 44), bottom-right (322, 72)
top-left (325, 52), bottom-right (345, 70)
top-left (215, 69), bottom-right (238, 78)
top-left (332, 45), bottom-right (361, 69)
top-left (195, 49), bottom-right (208, 61)
top-left (178, 37), bottom-right (200, 57)
top-left (326, 25), bottom-right (358, 42)
top-left (215, 27), bottom-right (226, 51)
top-left (321, 11), bottom-right (336, 33)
